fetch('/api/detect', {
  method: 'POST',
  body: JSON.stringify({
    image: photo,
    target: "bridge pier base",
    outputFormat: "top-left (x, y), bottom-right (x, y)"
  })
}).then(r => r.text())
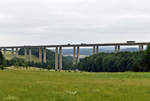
top-left (59, 47), bottom-right (62, 71)
top-left (115, 45), bottom-right (120, 53)
top-left (16, 48), bottom-right (18, 57)
top-left (29, 48), bottom-right (32, 62)
top-left (115, 45), bottom-right (117, 53)
top-left (55, 47), bottom-right (58, 71)
top-left (3, 48), bottom-right (6, 58)
top-left (93, 46), bottom-right (96, 55)
top-left (139, 45), bottom-right (144, 52)
top-left (96, 46), bottom-right (99, 54)
top-left (118, 45), bottom-right (120, 52)
top-left (43, 48), bottom-right (47, 63)
top-left (11, 48), bottom-right (14, 58)
top-left (77, 46), bottom-right (80, 63)
top-left (24, 48), bottom-right (28, 61)
top-left (73, 46), bottom-right (76, 65)
top-left (39, 48), bottom-right (42, 63)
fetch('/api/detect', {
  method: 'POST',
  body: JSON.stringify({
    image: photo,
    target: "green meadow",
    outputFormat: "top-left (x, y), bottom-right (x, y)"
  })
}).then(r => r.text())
top-left (0, 69), bottom-right (150, 101)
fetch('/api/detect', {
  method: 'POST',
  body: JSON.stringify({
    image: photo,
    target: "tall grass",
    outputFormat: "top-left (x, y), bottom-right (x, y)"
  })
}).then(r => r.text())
top-left (0, 70), bottom-right (150, 101)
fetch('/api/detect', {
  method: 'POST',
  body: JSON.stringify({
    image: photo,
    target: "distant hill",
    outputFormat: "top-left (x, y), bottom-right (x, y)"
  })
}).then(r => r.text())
top-left (62, 47), bottom-right (114, 56)
top-left (62, 47), bottom-right (143, 56)
top-left (121, 48), bottom-right (139, 52)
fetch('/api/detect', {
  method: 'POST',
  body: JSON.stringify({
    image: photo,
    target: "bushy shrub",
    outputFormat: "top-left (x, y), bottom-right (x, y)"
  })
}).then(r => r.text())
top-left (8, 57), bottom-right (28, 68)
top-left (0, 51), bottom-right (6, 70)
top-left (0, 65), bottom-right (5, 70)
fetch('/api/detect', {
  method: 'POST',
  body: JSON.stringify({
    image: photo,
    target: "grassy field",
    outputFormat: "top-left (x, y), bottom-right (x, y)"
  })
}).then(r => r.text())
top-left (0, 70), bottom-right (150, 101)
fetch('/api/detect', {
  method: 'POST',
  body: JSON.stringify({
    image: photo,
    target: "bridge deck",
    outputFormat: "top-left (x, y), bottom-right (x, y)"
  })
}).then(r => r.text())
top-left (0, 42), bottom-right (149, 48)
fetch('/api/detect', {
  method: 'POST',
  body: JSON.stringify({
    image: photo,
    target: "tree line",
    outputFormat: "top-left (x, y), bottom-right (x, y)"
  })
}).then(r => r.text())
top-left (74, 45), bottom-right (150, 72)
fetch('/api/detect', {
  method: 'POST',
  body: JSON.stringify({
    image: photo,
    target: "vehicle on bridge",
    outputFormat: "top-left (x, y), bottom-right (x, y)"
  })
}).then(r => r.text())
top-left (126, 41), bottom-right (136, 44)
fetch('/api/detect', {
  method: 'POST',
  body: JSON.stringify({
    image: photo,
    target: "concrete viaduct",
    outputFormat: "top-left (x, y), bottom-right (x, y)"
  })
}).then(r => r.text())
top-left (0, 42), bottom-right (149, 70)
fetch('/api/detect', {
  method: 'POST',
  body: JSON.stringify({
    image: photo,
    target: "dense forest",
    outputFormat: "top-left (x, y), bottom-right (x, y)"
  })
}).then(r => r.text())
top-left (0, 45), bottom-right (150, 72)
top-left (74, 45), bottom-right (150, 72)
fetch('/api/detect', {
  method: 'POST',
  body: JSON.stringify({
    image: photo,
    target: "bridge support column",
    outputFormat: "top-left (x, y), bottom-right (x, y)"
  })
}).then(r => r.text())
top-left (77, 46), bottom-right (80, 63)
top-left (115, 45), bottom-right (120, 53)
top-left (55, 47), bottom-right (58, 71)
top-left (139, 44), bottom-right (144, 52)
top-left (39, 48), bottom-right (42, 63)
top-left (11, 48), bottom-right (14, 58)
top-left (43, 48), bottom-right (46, 63)
top-left (3, 48), bottom-right (6, 58)
top-left (73, 46), bottom-right (76, 65)
top-left (16, 48), bottom-right (18, 57)
top-left (29, 48), bottom-right (32, 63)
top-left (115, 45), bottom-right (118, 53)
top-left (93, 46), bottom-right (96, 55)
top-left (24, 48), bottom-right (28, 61)
top-left (59, 47), bottom-right (62, 71)
top-left (96, 46), bottom-right (99, 54)
top-left (118, 45), bottom-right (120, 52)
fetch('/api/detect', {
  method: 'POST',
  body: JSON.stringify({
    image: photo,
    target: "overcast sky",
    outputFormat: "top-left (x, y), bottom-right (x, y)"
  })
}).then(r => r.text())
top-left (0, 0), bottom-right (150, 46)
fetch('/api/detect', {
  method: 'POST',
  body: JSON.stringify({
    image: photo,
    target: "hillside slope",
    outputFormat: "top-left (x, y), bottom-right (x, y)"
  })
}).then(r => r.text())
top-left (18, 48), bottom-right (72, 69)
top-left (2, 51), bottom-right (39, 62)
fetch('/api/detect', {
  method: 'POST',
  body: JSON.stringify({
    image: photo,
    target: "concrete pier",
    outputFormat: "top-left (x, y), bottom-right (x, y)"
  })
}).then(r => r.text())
top-left (24, 48), bottom-right (28, 61)
top-left (59, 47), bottom-right (62, 70)
top-left (118, 45), bottom-right (120, 52)
top-left (115, 45), bottom-right (118, 53)
top-left (43, 48), bottom-right (47, 63)
top-left (29, 48), bottom-right (32, 62)
top-left (55, 47), bottom-right (58, 70)
top-left (3, 48), bottom-right (6, 57)
top-left (16, 48), bottom-right (19, 57)
top-left (139, 45), bottom-right (144, 52)
top-left (73, 46), bottom-right (76, 65)
top-left (77, 46), bottom-right (80, 63)
top-left (11, 48), bottom-right (14, 58)
top-left (93, 46), bottom-right (96, 54)
top-left (115, 45), bottom-right (120, 53)
top-left (96, 46), bottom-right (99, 54)
top-left (39, 48), bottom-right (42, 63)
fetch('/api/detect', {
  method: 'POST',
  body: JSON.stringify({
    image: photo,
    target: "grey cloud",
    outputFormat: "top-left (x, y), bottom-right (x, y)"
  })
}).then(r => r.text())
top-left (0, 0), bottom-right (150, 46)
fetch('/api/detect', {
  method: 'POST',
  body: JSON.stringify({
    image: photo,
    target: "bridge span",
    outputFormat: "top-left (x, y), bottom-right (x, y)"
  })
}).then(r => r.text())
top-left (0, 42), bottom-right (149, 70)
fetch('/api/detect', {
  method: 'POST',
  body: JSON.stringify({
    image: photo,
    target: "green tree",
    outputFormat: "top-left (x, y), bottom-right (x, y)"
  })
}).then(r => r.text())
top-left (0, 51), bottom-right (4, 65)
top-left (0, 51), bottom-right (6, 70)
top-left (75, 52), bottom-right (144, 72)
top-left (141, 44), bottom-right (150, 71)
